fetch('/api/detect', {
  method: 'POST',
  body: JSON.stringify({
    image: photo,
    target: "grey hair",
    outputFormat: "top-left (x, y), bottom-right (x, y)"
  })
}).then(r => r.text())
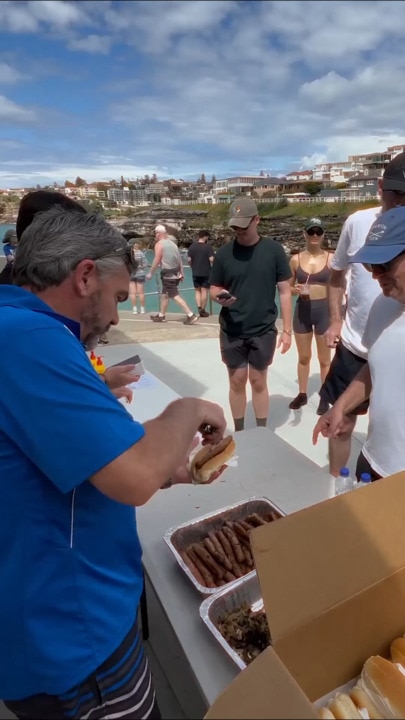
top-left (13, 206), bottom-right (130, 290)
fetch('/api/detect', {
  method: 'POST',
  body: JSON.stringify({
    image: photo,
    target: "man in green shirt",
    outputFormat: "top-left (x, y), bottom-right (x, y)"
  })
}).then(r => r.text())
top-left (210, 197), bottom-right (293, 431)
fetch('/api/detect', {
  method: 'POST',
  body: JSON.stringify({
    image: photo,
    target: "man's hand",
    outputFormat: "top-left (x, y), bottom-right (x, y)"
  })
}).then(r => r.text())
top-left (146, 272), bottom-right (152, 280)
top-left (216, 296), bottom-right (237, 308)
top-left (195, 399), bottom-right (227, 445)
top-left (104, 365), bottom-right (140, 390)
top-left (324, 320), bottom-right (343, 349)
top-left (313, 406), bottom-right (345, 445)
top-left (278, 331), bottom-right (292, 354)
top-left (112, 386), bottom-right (134, 404)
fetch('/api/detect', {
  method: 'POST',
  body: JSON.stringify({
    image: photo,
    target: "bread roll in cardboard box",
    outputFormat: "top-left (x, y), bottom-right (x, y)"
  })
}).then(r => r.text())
top-left (206, 471), bottom-right (405, 719)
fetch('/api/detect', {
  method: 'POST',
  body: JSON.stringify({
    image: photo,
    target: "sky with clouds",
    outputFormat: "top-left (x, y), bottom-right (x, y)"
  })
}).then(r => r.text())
top-left (1, 0), bottom-right (405, 187)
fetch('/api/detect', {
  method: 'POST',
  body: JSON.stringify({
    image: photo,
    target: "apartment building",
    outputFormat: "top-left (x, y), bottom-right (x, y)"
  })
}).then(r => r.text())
top-left (215, 175), bottom-right (264, 195)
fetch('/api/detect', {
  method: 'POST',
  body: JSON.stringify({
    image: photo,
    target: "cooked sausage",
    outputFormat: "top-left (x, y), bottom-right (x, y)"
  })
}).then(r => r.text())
top-left (223, 526), bottom-right (245, 563)
top-left (187, 546), bottom-right (216, 587)
top-left (192, 543), bottom-right (225, 580)
top-left (247, 513), bottom-right (267, 527)
top-left (180, 550), bottom-right (206, 586)
top-left (243, 546), bottom-right (254, 568)
top-left (233, 522), bottom-right (251, 547)
top-left (204, 538), bottom-right (233, 571)
top-left (208, 531), bottom-right (226, 557)
top-left (217, 530), bottom-right (244, 577)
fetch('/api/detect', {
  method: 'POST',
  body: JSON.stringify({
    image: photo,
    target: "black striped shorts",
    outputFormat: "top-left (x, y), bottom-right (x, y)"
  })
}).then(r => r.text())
top-left (4, 621), bottom-right (160, 720)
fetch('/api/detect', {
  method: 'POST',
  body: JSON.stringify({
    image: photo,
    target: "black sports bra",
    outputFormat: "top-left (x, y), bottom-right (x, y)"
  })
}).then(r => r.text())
top-left (295, 253), bottom-right (331, 286)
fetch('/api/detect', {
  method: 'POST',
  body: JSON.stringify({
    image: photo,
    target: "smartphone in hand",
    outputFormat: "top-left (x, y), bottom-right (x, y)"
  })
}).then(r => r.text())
top-left (216, 291), bottom-right (233, 301)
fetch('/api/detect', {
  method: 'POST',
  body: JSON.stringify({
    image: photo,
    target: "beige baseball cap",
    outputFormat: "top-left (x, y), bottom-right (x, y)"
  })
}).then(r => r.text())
top-left (228, 197), bottom-right (259, 228)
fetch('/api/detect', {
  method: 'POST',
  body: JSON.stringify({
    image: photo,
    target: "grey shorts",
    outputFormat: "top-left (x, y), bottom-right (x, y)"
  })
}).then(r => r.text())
top-left (161, 276), bottom-right (180, 298)
top-left (293, 298), bottom-right (329, 336)
top-left (220, 329), bottom-right (277, 371)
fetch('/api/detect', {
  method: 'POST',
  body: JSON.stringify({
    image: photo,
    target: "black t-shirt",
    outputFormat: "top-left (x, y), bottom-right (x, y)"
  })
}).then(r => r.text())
top-left (187, 242), bottom-right (215, 277)
top-left (209, 236), bottom-right (292, 338)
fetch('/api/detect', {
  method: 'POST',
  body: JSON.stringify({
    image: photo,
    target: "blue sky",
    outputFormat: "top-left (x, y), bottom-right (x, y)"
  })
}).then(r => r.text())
top-left (1, 0), bottom-right (405, 187)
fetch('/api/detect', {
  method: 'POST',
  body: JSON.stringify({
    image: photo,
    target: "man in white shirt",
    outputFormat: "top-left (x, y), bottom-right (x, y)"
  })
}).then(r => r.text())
top-left (313, 205), bottom-right (405, 480)
top-left (317, 151), bottom-right (405, 475)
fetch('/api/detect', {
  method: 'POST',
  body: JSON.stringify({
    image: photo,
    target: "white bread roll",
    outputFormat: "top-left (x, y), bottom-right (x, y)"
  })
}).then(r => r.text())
top-left (360, 655), bottom-right (405, 719)
top-left (319, 707), bottom-right (336, 719)
top-left (390, 637), bottom-right (405, 667)
top-left (349, 684), bottom-right (383, 719)
top-left (328, 693), bottom-right (363, 719)
top-left (190, 435), bottom-right (235, 484)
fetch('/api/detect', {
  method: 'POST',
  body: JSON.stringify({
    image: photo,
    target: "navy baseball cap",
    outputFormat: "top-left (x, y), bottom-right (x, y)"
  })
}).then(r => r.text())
top-left (351, 206), bottom-right (405, 265)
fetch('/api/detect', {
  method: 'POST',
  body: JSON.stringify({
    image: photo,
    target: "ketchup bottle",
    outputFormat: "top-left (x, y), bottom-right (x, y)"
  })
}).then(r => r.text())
top-left (89, 350), bottom-right (97, 368)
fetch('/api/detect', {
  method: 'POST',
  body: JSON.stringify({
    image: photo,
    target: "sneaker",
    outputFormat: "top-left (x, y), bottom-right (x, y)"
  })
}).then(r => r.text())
top-left (132, 307), bottom-right (138, 315)
top-left (183, 314), bottom-right (198, 325)
top-left (317, 397), bottom-right (329, 416)
top-left (140, 307), bottom-right (145, 314)
top-left (199, 309), bottom-right (210, 317)
top-left (289, 392), bottom-right (307, 410)
top-left (151, 314), bottom-right (166, 323)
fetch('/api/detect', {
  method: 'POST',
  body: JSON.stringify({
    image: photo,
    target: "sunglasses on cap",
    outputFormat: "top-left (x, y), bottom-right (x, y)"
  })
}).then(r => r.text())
top-left (363, 250), bottom-right (405, 274)
top-left (307, 228), bottom-right (324, 236)
top-left (94, 245), bottom-right (138, 273)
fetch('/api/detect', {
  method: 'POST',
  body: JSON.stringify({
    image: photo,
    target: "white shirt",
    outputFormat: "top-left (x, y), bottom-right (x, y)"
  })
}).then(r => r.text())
top-left (362, 294), bottom-right (405, 476)
top-left (331, 206), bottom-right (382, 358)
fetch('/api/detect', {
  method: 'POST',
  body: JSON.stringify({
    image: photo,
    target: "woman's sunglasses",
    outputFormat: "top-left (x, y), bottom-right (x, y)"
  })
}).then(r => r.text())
top-left (307, 228), bottom-right (324, 236)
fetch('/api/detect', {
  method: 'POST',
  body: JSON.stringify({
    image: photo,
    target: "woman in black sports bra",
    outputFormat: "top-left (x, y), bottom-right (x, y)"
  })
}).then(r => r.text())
top-left (288, 218), bottom-right (334, 414)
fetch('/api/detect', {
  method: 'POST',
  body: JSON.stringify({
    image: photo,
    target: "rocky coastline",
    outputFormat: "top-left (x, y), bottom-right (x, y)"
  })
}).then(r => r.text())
top-left (111, 208), bottom-right (343, 255)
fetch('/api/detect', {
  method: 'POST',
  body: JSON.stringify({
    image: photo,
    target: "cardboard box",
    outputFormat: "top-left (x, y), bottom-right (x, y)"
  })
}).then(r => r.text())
top-left (206, 471), bottom-right (405, 719)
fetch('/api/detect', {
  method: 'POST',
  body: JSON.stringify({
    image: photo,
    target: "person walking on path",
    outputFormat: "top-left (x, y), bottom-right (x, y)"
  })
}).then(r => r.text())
top-left (209, 197), bottom-right (293, 432)
top-left (146, 224), bottom-right (198, 324)
top-left (187, 230), bottom-right (215, 317)
top-left (130, 242), bottom-right (148, 314)
top-left (289, 218), bottom-right (334, 415)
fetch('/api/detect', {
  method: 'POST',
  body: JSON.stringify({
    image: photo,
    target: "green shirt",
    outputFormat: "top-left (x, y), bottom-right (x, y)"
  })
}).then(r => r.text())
top-left (209, 236), bottom-right (292, 338)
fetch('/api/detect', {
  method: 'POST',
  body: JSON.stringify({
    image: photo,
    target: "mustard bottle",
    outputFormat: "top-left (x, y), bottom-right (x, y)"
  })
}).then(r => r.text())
top-left (95, 356), bottom-right (106, 374)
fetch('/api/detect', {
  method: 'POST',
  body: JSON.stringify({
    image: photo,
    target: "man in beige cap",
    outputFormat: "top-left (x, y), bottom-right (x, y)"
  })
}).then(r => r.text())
top-left (147, 224), bottom-right (198, 324)
top-left (209, 197), bottom-right (293, 431)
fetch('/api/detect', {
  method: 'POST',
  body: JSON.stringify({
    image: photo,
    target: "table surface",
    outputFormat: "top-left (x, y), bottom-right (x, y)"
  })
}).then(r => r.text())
top-left (137, 423), bottom-right (334, 708)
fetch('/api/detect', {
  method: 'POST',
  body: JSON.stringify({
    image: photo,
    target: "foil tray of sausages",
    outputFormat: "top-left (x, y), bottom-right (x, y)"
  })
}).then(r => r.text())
top-left (163, 497), bottom-right (285, 595)
top-left (199, 570), bottom-right (269, 670)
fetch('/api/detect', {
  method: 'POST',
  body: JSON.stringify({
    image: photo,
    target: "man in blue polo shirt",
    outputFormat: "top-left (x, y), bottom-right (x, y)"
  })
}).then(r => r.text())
top-left (0, 207), bottom-right (226, 719)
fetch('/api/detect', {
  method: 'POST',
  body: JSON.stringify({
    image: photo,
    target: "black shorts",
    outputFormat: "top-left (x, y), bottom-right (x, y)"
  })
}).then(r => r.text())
top-left (131, 276), bottom-right (146, 284)
top-left (355, 452), bottom-right (382, 482)
top-left (192, 275), bottom-right (210, 289)
top-left (161, 276), bottom-right (180, 298)
top-left (4, 620), bottom-right (160, 720)
top-left (220, 329), bottom-right (277, 371)
top-left (293, 298), bottom-right (329, 336)
top-left (320, 340), bottom-right (369, 415)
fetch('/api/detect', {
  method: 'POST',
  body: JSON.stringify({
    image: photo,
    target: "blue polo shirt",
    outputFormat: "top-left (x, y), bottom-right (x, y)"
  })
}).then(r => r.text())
top-left (0, 286), bottom-right (145, 700)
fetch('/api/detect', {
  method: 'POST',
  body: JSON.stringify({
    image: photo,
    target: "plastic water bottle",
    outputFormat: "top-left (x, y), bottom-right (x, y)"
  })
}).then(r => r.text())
top-left (356, 472), bottom-right (372, 488)
top-left (335, 467), bottom-right (355, 496)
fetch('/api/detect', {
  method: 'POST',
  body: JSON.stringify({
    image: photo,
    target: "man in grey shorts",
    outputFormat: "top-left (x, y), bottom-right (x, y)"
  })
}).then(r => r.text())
top-left (146, 225), bottom-right (198, 324)
top-left (210, 198), bottom-right (293, 431)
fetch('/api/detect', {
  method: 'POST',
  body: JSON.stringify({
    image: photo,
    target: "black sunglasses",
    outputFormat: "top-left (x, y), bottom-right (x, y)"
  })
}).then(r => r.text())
top-left (307, 228), bottom-right (324, 236)
top-left (363, 250), bottom-right (405, 274)
top-left (94, 245), bottom-right (138, 273)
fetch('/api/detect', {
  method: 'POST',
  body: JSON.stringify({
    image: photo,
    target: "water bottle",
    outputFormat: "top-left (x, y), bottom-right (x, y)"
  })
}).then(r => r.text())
top-left (335, 467), bottom-right (355, 496)
top-left (356, 472), bottom-right (372, 488)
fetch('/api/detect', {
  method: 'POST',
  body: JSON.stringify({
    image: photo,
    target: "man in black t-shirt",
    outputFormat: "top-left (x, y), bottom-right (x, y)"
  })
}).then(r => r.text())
top-left (209, 197), bottom-right (293, 431)
top-left (187, 231), bottom-right (215, 317)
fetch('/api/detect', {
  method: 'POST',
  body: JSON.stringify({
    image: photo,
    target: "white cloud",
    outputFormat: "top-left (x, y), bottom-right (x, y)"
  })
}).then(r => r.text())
top-left (0, 62), bottom-right (25, 84)
top-left (67, 34), bottom-right (112, 54)
top-left (0, 95), bottom-right (36, 123)
top-left (28, 0), bottom-right (87, 27)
